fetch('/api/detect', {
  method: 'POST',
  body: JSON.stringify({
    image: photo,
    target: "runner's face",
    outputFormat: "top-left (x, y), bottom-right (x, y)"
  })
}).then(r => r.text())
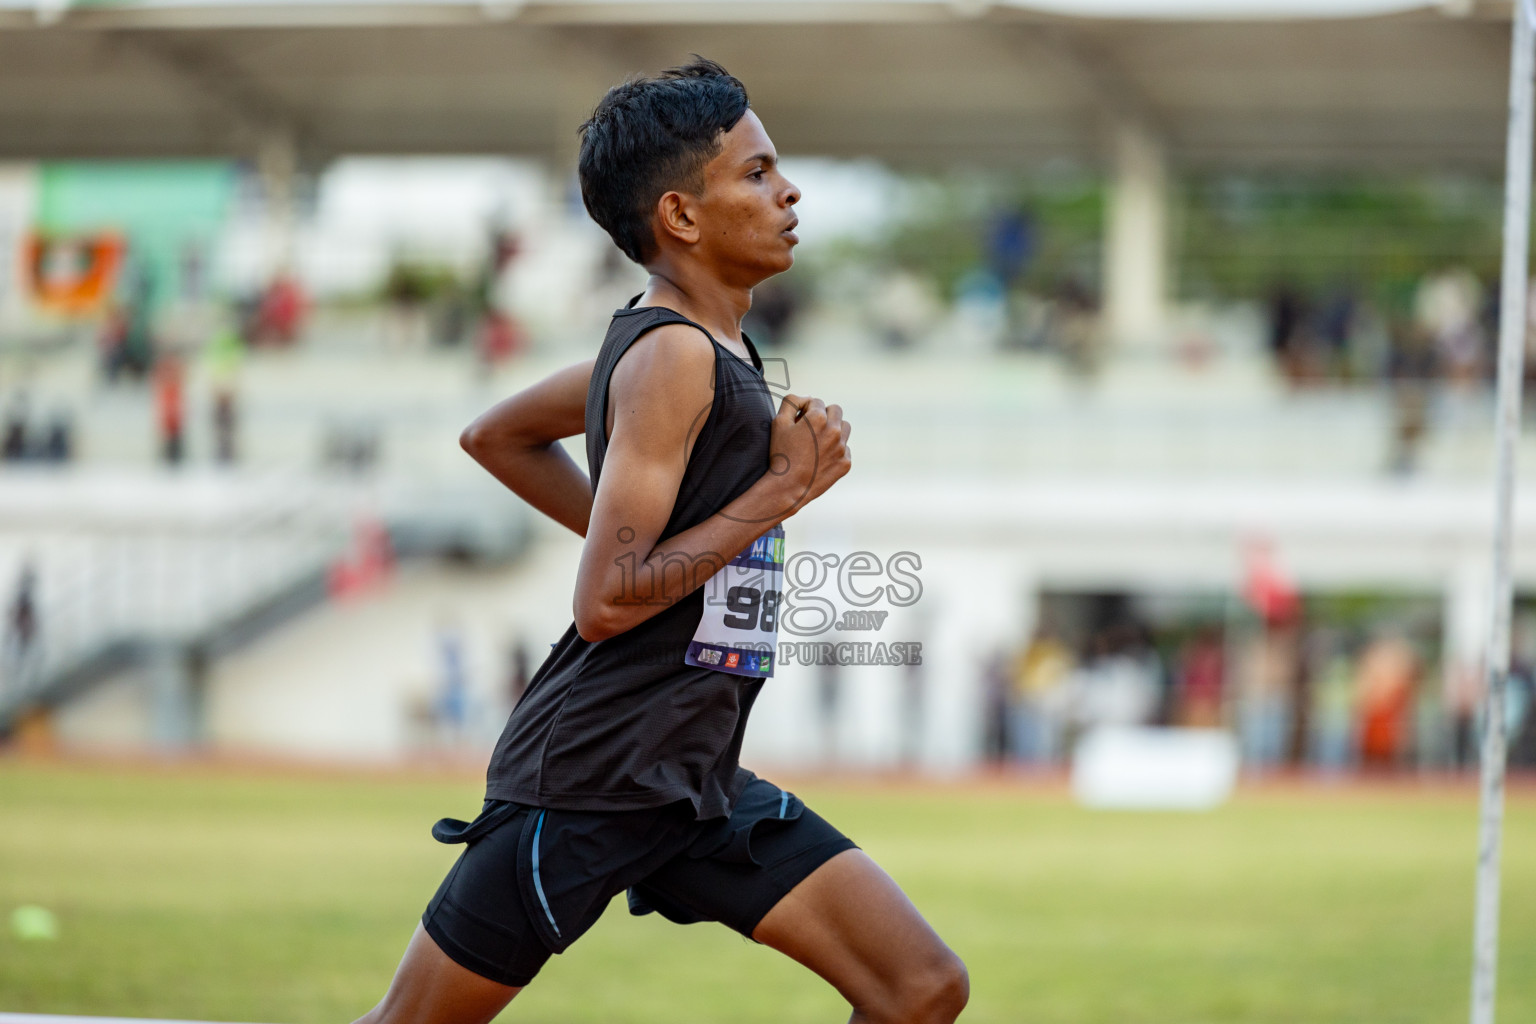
top-left (694, 110), bottom-right (800, 280)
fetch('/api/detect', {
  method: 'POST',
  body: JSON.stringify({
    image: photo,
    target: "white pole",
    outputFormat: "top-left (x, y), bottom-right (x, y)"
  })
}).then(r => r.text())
top-left (1471, 4), bottom-right (1536, 1023)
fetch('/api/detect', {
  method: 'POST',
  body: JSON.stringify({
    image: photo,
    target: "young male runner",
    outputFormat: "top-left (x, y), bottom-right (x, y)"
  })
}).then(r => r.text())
top-left (356, 59), bottom-right (968, 1024)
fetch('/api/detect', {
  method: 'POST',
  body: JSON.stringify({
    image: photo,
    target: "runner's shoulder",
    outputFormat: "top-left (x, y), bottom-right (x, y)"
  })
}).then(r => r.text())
top-left (610, 320), bottom-right (717, 396)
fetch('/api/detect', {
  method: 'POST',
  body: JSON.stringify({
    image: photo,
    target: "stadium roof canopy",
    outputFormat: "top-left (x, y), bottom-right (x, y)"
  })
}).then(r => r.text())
top-left (0, 0), bottom-right (1520, 169)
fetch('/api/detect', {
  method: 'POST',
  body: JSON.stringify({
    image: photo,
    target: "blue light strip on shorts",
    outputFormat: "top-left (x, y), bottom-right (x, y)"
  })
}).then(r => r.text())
top-left (779, 791), bottom-right (788, 819)
top-left (531, 810), bottom-right (561, 937)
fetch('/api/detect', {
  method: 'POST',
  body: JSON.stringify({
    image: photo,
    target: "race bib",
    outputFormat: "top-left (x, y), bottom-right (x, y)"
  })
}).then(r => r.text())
top-left (685, 525), bottom-right (784, 678)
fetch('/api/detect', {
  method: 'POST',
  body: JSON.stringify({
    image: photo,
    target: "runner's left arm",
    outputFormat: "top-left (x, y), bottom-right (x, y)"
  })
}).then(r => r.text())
top-left (460, 359), bottom-right (596, 538)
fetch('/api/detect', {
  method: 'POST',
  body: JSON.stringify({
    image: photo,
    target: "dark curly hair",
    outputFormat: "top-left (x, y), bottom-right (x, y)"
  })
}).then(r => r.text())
top-left (578, 57), bottom-right (750, 264)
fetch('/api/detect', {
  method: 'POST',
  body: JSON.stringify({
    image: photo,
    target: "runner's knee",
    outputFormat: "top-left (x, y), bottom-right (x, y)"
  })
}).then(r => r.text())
top-left (921, 953), bottom-right (970, 1024)
top-left (869, 951), bottom-right (969, 1024)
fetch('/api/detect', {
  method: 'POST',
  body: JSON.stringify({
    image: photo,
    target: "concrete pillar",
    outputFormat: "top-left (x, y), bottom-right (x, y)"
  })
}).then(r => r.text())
top-left (148, 642), bottom-right (205, 750)
top-left (1104, 118), bottom-right (1169, 350)
top-left (1447, 559), bottom-right (1491, 685)
top-left (256, 130), bottom-right (298, 276)
top-left (1442, 558), bottom-right (1492, 766)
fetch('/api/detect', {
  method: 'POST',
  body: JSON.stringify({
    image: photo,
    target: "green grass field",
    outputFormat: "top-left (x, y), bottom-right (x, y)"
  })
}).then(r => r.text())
top-left (0, 759), bottom-right (1532, 1024)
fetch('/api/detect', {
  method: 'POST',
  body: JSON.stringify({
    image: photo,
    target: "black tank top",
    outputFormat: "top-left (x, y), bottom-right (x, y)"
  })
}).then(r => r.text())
top-left (484, 304), bottom-right (776, 819)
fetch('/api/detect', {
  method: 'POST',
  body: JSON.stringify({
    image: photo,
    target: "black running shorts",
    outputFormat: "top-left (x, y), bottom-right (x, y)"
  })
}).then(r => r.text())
top-left (420, 773), bottom-right (858, 988)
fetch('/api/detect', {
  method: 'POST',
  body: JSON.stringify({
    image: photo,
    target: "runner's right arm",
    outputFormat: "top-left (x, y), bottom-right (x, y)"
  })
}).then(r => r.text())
top-left (573, 324), bottom-right (850, 643)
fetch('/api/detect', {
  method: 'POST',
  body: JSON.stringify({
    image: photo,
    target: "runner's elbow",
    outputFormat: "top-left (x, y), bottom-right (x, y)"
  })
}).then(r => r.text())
top-left (459, 422), bottom-right (488, 458)
top-left (574, 600), bottom-right (622, 644)
top-left (575, 621), bottom-right (612, 644)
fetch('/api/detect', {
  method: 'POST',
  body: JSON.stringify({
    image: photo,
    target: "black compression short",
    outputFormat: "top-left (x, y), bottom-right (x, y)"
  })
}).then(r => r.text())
top-left (420, 773), bottom-right (858, 988)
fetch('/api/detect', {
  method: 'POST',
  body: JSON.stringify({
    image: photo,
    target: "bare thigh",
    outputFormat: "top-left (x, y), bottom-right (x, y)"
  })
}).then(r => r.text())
top-left (353, 924), bottom-right (520, 1024)
top-left (752, 849), bottom-right (969, 1024)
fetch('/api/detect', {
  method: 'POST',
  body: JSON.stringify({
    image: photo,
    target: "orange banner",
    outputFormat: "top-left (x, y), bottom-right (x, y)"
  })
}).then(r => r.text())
top-left (24, 231), bottom-right (126, 315)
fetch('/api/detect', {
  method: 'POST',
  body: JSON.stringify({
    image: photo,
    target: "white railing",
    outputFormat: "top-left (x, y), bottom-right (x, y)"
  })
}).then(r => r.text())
top-left (0, 470), bottom-right (354, 713)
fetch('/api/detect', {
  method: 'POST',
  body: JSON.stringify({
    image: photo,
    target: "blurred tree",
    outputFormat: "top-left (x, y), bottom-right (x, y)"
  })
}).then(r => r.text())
top-left (1177, 174), bottom-right (1503, 316)
top-left (801, 169), bottom-right (1104, 303)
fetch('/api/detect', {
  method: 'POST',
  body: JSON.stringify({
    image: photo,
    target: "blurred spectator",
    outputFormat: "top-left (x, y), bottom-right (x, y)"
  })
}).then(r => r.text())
top-left (1509, 662), bottom-right (1536, 768)
top-left (1070, 624), bottom-right (1161, 732)
top-left (1175, 625), bottom-right (1225, 728)
top-left (3, 392), bottom-right (28, 461)
top-left (435, 620), bottom-right (470, 747)
top-left (3, 560), bottom-right (38, 701)
top-left (383, 262), bottom-right (431, 351)
top-left (153, 354), bottom-right (185, 466)
top-left (477, 309), bottom-right (525, 367)
top-left (1415, 267), bottom-right (1486, 392)
top-left (434, 282), bottom-right (472, 350)
top-left (41, 408), bottom-right (73, 463)
top-left (986, 206), bottom-right (1036, 291)
top-left (1477, 620), bottom-right (1536, 768)
top-left (327, 517), bottom-right (394, 598)
top-left (204, 326), bottom-right (245, 465)
top-left (98, 262), bottom-right (157, 383)
top-left (1244, 541), bottom-right (1300, 627)
top-left (1503, 663), bottom-right (1534, 767)
top-left (0, 393), bottom-right (73, 465)
top-left (1445, 655), bottom-right (1482, 770)
top-left (1315, 285), bottom-right (1358, 378)
top-left (1267, 280), bottom-right (1312, 387)
top-left (1034, 588), bottom-right (1465, 774)
top-left (475, 230), bottom-right (525, 366)
top-left (1523, 278), bottom-right (1536, 409)
top-left (980, 650), bottom-right (1011, 764)
top-left (98, 302), bottom-right (131, 382)
top-left (250, 271), bottom-right (306, 347)
top-left (986, 205), bottom-right (1036, 349)
top-left (1046, 277), bottom-right (1101, 379)
top-left (1387, 318), bottom-right (1435, 475)
top-left (1356, 631), bottom-right (1420, 769)
top-left (1263, 278), bottom-right (1383, 387)
top-left (1253, 267), bottom-right (1501, 400)
top-left (1008, 627), bottom-right (1073, 765)
top-left (1236, 623), bottom-right (1301, 772)
top-left (121, 262), bottom-right (158, 382)
top-left (1307, 632), bottom-right (1358, 773)
top-left (505, 637), bottom-right (530, 710)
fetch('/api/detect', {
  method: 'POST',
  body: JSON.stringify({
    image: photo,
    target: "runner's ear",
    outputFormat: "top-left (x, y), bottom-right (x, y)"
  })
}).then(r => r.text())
top-left (655, 191), bottom-right (701, 247)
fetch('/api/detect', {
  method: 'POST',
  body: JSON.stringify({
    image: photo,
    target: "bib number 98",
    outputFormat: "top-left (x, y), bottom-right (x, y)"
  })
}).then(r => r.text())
top-left (723, 587), bottom-right (781, 632)
top-left (685, 526), bottom-right (785, 679)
